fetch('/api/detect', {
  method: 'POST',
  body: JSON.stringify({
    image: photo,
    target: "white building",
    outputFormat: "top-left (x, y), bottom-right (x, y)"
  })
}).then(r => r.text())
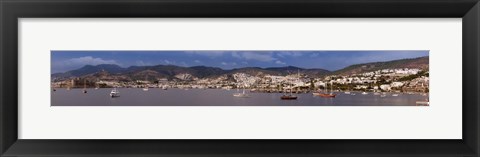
top-left (380, 84), bottom-right (391, 91)
top-left (390, 82), bottom-right (404, 88)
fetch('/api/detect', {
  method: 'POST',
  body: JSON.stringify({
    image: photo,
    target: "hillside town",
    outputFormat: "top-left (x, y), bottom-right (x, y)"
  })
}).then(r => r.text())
top-left (52, 67), bottom-right (429, 94)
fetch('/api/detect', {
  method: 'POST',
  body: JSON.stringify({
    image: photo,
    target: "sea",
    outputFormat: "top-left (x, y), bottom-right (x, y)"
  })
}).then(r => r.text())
top-left (51, 88), bottom-right (428, 106)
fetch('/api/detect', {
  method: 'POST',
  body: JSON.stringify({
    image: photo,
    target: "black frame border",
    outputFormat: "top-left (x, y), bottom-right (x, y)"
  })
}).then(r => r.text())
top-left (1, 0), bottom-right (479, 157)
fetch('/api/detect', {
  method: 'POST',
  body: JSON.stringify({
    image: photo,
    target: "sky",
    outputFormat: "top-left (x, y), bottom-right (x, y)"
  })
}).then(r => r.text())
top-left (51, 50), bottom-right (429, 73)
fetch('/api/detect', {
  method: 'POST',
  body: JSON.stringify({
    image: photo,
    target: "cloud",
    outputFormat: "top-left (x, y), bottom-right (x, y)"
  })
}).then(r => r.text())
top-left (164, 60), bottom-right (174, 64)
top-left (231, 52), bottom-right (276, 62)
top-left (163, 60), bottom-right (188, 67)
top-left (309, 53), bottom-right (319, 57)
top-left (275, 60), bottom-right (286, 65)
top-left (135, 60), bottom-right (154, 66)
top-left (67, 56), bottom-right (118, 66)
top-left (180, 62), bottom-right (188, 67)
top-left (194, 60), bottom-right (201, 63)
top-left (184, 51), bottom-right (226, 58)
top-left (231, 52), bottom-right (241, 58)
top-left (277, 51), bottom-right (303, 58)
top-left (220, 62), bottom-right (237, 67)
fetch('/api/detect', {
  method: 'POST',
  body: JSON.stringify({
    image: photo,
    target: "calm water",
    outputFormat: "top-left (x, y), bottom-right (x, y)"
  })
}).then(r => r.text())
top-left (51, 88), bottom-right (428, 106)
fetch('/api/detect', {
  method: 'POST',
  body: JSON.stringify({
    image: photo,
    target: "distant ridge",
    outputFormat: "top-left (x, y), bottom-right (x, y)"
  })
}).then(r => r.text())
top-left (52, 56), bottom-right (428, 80)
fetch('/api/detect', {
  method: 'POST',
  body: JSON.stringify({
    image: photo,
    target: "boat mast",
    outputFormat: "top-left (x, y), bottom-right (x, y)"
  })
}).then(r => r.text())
top-left (242, 84), bottom-right (245, 94)
top-left (330, 82), bottom-right (333, 94)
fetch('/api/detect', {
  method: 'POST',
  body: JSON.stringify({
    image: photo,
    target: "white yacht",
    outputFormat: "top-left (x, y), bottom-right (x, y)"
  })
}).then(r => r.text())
top-left (233, 86), bottom-right (249, 98)
top-left (110, 88), bottom-right (120, 97)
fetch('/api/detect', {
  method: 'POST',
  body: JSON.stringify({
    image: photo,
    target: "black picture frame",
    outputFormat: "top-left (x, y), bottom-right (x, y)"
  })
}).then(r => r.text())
top-left (1, 0), bottom-right (479, 156)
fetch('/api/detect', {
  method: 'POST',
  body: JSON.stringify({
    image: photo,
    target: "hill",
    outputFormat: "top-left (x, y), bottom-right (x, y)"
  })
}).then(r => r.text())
top-left (332, 56), bottom-right (429, 76)
top-left (52, 64), bottom-right (331, 81)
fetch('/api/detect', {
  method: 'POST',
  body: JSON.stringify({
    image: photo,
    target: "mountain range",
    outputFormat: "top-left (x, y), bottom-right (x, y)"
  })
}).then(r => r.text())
top-left (52, 56), bottom-right (429, 81)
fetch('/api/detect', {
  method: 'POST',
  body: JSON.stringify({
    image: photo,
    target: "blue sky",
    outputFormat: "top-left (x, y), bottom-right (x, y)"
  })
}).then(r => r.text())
top-left (51, 50), bottom-right (429, 73)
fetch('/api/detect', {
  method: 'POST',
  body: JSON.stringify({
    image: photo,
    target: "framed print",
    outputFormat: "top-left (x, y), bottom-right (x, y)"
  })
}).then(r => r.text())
top-left (50, 50), bottom-right (430, 106)
top-left (1, 0), bottom-right (479, 157)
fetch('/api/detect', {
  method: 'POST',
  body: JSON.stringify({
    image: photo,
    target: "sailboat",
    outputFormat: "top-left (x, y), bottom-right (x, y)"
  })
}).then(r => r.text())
top-left (67, 84), bottom-right (71, 91)
top-left (416, 98), bottom-right (429, 106)
top-left (82, 79), bottom-right (87, 93)
top-left (95, 79), bottom-right (99, 90)
top-left (281, 87), bottom-right (297, 100)
top-left (313, 82), bottom-right (336, 98)
top-left (110, 88), bottom-right (120, 97)
top-left (373, 84), bottom-right (380, 95)
top-left (233, 85), bottom-right (249, 98)
top-left (143, 75), bottom-right (149, 91)
top-left (361, 87), bottom-right (368, 95)
top-left (343, 85), bottom-right (351, 94)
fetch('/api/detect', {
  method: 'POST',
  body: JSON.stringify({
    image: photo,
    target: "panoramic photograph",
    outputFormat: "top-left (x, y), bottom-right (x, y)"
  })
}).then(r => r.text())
top-left (51, 50), bottom-right (429, 106)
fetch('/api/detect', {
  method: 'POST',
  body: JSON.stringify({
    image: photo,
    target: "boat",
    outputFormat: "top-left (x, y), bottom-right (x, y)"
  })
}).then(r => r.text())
top-left (281, 87), bottom-right (297, 100)
top-left (162, 86), bottom-right (168, 90)
top-left (110, 88), bottom-right (120, 97)
top-left (416, 99), bottom-right (429, 106)
top-left (82, 79), bottom-right (87, 93)
top-left (361, 91), bottom-right (368, 95)
top-left (380, 94), bottom-right (387, 97)
top-left (281, 95), bottom-right (298, 100)
top-left (314, 93), bottom-right (336, 98)
top-left (95, 79), bottom-right (99, 90)
top-left (233, 93), bottom-right (249, 98)
top-left (142, 75), bottom-right (149, 91)
top-left (392, 94), bottom-right (399, 97)
top-left (344, 87), bottom-right (351, 94)
top-left (233, 86), bottom-right (250, 98)
top-left (373, 88), bottom-right (381, 95)
top-left (313, 82), bottom-right (336, 98)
